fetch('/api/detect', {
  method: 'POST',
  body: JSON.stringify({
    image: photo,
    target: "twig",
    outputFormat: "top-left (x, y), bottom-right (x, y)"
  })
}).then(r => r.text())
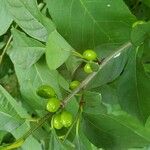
top-left (63, 42), bottom-right (132, 105)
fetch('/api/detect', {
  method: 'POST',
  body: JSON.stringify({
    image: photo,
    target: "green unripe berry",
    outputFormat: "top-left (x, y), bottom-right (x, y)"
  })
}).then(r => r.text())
top-left (84, 63), bottom-right (93, 74)
top-left (83, 50), bottom-right (97, 61)
top-left (61, 111), bottom-right (73, 128)
top-left (69, 80), bottom-right (80, 90)
top-left (36, 85), bottom-right (56, 99)
top-left (46, 98), bottom-right (61, 112)
top-left (53, 114), bottom-right (63, 129)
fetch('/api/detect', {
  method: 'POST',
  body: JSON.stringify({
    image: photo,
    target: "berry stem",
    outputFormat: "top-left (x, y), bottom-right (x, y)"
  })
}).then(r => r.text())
top-left (72, 51), bottom-right (84, 58)
top-left (62, 106), bottom-right (83, 143)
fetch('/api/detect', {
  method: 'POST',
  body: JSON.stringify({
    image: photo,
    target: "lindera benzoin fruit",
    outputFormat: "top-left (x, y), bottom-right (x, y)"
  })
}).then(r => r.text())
top-left (60, 111), bottom-right (73, 128)
top-left (83, 49), bottom-right (97, 61)
top-left (84, 63), bottom-right (93, 74)
top-left (69, 80), bottom-right (80, 90)
top-left (52, 111), bottom-right (73, 129)
top-left (36, 85), bottom-right (73, 129)
top-left (36, 85), bottom-right (56, 99)
top-left (82, 49), bottom-right (98, 74)
top-left (53, 114), bottom-right (63, 129)
top-left (46, 98), bottom-right (61, 112)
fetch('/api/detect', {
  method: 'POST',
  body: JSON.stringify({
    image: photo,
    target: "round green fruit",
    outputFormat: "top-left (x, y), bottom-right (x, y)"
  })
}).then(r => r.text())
top-left (69, 80), bottom-right (80, 90)
top-left (53, 114), bottom-right (63, 129)
top-left (36, 85), bottom-right (56, 99)
top-left (83, 49), bottom-right (97, 61)
top-left (61, 111), bottom-right (73, 128)
top-left (46, 98), bottom-right (61, 112)
top-left (83, 63), bottom-right (93, 74)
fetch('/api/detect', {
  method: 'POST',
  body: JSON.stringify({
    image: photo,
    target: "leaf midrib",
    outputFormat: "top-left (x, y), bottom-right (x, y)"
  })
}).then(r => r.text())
top-left (78, 0), bottom-right (113, 42)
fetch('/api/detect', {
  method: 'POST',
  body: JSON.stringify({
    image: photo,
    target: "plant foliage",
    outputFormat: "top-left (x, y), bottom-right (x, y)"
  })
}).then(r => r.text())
top-left (0, 0), bottom-right (150, 149)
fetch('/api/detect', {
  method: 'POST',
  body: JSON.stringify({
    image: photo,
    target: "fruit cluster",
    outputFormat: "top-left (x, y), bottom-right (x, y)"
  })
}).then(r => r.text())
top-left (82, 49), bottom-right (98, 74)
top-left (68, 50), bottom-right (98, 92)
top-left (36, 85), bottom-right (73, 129)
top-left (35, 50), bottom-right (98, 129)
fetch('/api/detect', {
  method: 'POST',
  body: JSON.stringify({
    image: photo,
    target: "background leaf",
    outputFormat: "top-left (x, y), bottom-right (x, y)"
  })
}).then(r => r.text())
top-left (49, 130), bottom-right (74, 150)
top-left (21, 136), bottom-right (42, 150)
top-left (131, 21), bottom-right (150, 46)
top-left (46, 30), bottom-right (73, 70)
top-left (11, 61), bottom-right (62, 109)
top-left (73, 128), bottom-right (93, 150)
top-left (142, 39), bottom-right (150, 64)
top-left (0, 54), bottom-right (13, 78)
top-left (6, 0), bottom-right (55, 42)
top-left (88, 43), bottom-right (130, 89)
top-left (83, 91), bottom-right (105, 115)
top-left (117, 46), bottom-right (150, 122)
top-left (143, 0), bottom-right (150, 8)
top-left (83, 108), bottom-right (150, 149)
top-left (8, 28), bottom-right (63, 109)
top-left (0, 85), bottom-right (26, 132)
top-left (9, 28), bottom-right (45, 69)
top-left (46, 0), bottom-right (136, 50)
top-left (0, 0), bottom-right (13, 36)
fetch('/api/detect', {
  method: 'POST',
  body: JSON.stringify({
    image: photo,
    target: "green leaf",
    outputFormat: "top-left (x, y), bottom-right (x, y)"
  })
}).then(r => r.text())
top-left (10, 47), bottom-right (45, 69)
top-left (0, 131), bottom-right (7, 144)
top-left (0, 85), bottom-right (26, 132)
top-left (8, 28), bottom-right (45, 69)
top-left (46, 0), bottom-right (136, 50)
top-left (9, 29), bottom-right (69, 109)
top-left (117, 46), bottom-right (150, 122)
top-left (88, 43), bottom-right (130, 89)
top-left (6, 0), bottom-right (55, 42)
top-left (73, 131), bottom-right (93, 150)
top-left (22, 136), bottom-right (42, 150)
top-left (141, 39), bottom-right (150, 64)
top-left (0, 41), bottom-right (5, 49)
top-left (58, 74), bottom-right (70, 92)
top-left (49, 130), bottom-right (73, 150)
top-left (83, 91), bottom-right (105, 115)
top-left (131, 21), bottom-right (150, 46)
top-left (0, 0), bottom-right (13, 36)
top-left (143, 0), bottom-right (150, 8)
top-left (46, 30), bottom-right (73, 70)
top-left (11, 61), bottom-right (62, 109)
top-left (94, 84), bottom-right (119, 105)
top-left (144, 64), bottom-right (150, 76)
top-left (66, 55), bottom-right (82, 76)
top-left (83, 108), bottom-right (150, 149)
top-left (0, 112), bottom-right (22, 133)
top-left (0, 54), bottom-right (13, 78)
top-left (11, 122), bottom-right (30, 139)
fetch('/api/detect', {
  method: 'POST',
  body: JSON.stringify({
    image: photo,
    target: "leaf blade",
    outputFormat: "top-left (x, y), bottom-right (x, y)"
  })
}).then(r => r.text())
top-left (6, 0), bottom-right (55, 42)
top-left (46, 30), bottom-right (73, 70)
